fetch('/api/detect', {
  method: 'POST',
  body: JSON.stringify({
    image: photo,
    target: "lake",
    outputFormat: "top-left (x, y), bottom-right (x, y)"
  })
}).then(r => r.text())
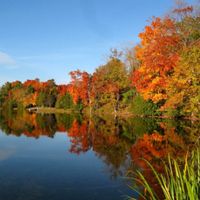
top-left (0, 111), bottom-right (198, 200)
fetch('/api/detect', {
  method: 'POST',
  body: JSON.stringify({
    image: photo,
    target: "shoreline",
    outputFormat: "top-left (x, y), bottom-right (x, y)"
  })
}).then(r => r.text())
top-left (28, 107), bottom-right (77, 114)
top-left (0, 106), bottom-right (199, 121)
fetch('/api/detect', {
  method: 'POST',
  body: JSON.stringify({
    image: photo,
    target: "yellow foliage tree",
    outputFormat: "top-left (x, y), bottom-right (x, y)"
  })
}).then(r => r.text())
top-left (163, 45), bottom-right (200, 118)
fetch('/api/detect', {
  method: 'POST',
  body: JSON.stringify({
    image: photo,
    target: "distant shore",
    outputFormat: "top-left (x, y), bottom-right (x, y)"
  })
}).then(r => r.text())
top-left (27, 107), bottom-right (76, 114)
top-left (0, 106), bottom-right (199, 121)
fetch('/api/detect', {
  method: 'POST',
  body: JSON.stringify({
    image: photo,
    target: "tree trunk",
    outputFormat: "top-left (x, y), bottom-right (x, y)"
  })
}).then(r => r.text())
top-left (114, 92), bottom-right (120, 117)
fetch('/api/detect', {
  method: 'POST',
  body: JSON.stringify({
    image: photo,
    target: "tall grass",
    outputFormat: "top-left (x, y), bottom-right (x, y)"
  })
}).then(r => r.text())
top-left (130, 148), bottom-right (200, 200)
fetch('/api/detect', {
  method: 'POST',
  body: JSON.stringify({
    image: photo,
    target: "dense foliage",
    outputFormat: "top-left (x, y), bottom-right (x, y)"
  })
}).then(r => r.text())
top-left (0, 4), bottom-right (199, 119)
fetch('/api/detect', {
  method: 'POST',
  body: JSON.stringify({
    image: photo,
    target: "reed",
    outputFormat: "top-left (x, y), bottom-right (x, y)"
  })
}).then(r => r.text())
top-left (130, 148), bottom-right (200, 200)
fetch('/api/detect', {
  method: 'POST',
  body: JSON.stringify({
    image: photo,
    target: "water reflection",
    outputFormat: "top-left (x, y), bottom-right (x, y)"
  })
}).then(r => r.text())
top-left (0, 111), bottom-right (198, 199)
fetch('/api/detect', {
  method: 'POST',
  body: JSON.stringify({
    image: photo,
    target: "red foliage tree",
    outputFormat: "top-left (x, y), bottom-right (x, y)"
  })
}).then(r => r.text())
top-left (68, 70), bottom-right (90, 105)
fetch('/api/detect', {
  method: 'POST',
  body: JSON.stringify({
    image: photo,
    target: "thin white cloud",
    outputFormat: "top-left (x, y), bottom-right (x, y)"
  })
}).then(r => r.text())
top-left (0, 51), bottom-right (16, 66)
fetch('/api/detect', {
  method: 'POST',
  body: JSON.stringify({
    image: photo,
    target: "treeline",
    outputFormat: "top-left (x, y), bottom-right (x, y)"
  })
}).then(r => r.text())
top-left (0, 79), bottom-right (82, 112)
top-left (0, 3), bottom-right (199, 118)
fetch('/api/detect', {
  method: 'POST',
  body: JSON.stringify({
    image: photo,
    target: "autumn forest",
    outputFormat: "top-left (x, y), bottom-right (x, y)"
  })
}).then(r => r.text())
top-left (0, 2), bottom-right (199, 200)
top-left (0, 5), bottom-right (199, 119)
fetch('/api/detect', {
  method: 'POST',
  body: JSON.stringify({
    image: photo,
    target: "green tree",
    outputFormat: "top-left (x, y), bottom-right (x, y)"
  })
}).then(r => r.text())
top-left (131, 94), bottom-right (159, 116)
top-left (75, 97), bottom-right (83, 112)
top-left (36, 92), bottom-right (46, 107)
top-left (56, 93), bottom-right (74, 109)
top-left (0, 93), bottom-right (4, 107)
top-left (36, 80), bottom-right (57, 107)
top-left (91, 51), bottom-right (130, 114)
top-left (0, 82), bottom-right (12, 107)
top-left (25, 85), bottom-right (35, 95)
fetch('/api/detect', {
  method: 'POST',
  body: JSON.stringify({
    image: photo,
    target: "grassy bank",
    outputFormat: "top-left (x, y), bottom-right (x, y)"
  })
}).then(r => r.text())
top-left (28, 107), bottom-right (76, 114)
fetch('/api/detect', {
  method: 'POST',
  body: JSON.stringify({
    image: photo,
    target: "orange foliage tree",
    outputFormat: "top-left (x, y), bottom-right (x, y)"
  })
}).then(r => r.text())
top-left (132, 17), bottom-right (180, 103)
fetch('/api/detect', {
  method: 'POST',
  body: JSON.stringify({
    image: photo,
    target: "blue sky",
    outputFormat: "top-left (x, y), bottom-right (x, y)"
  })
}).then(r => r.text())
top-left (0, 0), bottom-right (197, 85)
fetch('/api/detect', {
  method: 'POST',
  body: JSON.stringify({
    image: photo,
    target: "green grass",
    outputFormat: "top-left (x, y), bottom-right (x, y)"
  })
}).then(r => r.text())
top-left (30, 107), bottom-right (77, 114)
top-left (130, 148), bottom-right (200, 200)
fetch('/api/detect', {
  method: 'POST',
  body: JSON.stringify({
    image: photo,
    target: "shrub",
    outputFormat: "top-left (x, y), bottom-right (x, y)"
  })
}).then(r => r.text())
top-left (131, 95), bottom-right (159, 116)
top-left (56, 93), bottom-right (74, 109)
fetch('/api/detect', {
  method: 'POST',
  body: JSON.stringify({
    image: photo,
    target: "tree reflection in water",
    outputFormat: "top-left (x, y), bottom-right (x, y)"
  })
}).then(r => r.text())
top-left (0, 111), bottom-right (198, 196)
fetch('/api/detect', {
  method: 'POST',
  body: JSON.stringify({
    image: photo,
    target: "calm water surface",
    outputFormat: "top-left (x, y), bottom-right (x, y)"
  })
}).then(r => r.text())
top-left (0, 112), bottom-right (198, 200)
